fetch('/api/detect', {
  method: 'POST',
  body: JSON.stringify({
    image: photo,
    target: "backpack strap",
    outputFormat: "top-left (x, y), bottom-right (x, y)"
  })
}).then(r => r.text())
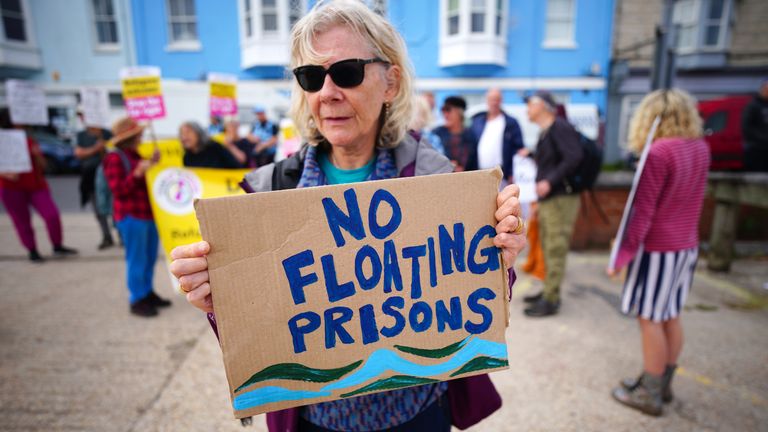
top-left (112, 148), bottom-right (132, 174)
top-left (271, 145), bottom-right (307, 191)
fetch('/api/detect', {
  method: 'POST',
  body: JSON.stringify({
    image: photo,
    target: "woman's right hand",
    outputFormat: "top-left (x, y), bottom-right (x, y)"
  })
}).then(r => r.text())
top-left (169, 241), bottom-right (213, 313)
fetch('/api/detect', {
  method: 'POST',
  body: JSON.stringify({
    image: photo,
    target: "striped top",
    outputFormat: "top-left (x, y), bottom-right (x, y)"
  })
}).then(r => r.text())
top-left (615, 137), bottom-right (710, 270)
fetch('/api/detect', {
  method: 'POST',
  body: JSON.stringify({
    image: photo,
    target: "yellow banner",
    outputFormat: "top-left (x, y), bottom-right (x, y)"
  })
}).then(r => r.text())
top-left (146, 166), bottom-right (252, 291)
top-left (137, 139), bottom-right (185, 167)
top-left (122, 76), bottom-right (162, 99)
top-left (210, 82), bottom-right (237, 99)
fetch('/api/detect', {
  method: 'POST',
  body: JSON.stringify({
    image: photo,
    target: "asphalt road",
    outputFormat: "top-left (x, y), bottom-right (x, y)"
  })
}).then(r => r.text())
top-left (0, 177), bottom-right (766, 431)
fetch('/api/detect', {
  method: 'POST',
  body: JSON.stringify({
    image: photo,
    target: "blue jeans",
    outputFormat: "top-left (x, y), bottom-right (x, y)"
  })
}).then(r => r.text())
top-left (116, 216), bottom-right (159, 304)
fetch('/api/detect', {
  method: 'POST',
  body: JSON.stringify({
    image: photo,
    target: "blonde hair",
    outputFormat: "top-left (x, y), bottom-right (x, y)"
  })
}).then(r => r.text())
top-left (408, 94), bottom-right (434, 131)
top-left (627, 88), bottom-right (703, 155)
top-left (288, 0), bottom-right (414, 149)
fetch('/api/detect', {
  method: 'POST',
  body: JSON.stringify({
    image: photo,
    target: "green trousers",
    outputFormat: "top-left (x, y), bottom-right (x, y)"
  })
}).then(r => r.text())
top-left (538, 194), bottom-right (580, 302)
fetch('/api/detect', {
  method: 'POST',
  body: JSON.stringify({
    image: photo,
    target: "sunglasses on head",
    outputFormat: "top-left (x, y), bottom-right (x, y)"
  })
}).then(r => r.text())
top-left (293, 58), bottom-right (389, 93)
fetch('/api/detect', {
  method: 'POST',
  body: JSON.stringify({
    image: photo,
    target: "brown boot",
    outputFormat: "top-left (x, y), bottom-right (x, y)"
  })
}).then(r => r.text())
top-left (612, 372), bottom-right (663, 416)
top-left (621, 365), bottom-right (675, 404)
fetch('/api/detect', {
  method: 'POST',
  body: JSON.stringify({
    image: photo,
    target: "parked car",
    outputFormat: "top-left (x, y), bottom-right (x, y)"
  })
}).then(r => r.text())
top-left (698, 95), bottom-right (751, 171)
top-left (32, 130), bottom-right (80, 175)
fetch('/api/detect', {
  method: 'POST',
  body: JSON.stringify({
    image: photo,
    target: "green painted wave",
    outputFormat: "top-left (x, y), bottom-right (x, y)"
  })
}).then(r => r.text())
top-left (394, 337), bottom-right (468, 359)
top-left (235, 360), bottom-right (363, 392)
top-left (340, 375), bottom-right (439, 398)
top-left (449, 356), bottom-right (508, 377)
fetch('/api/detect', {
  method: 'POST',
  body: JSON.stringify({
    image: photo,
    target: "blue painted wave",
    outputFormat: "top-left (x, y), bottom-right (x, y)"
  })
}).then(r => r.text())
top-left (233, 386), bottom-right (331, 411)
top-left (321, 337), bottom-right (507, 392)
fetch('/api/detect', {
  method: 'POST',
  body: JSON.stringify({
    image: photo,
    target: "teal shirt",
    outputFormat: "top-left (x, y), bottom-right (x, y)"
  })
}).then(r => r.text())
top-left (318, 151), bottom-right (376, 185)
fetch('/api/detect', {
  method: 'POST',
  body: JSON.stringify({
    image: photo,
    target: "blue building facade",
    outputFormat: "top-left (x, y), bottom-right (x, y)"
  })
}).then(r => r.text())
top-left (126, 0), bottom-right (614, 139)
top-left (1, 0), bottom-right (615, 139)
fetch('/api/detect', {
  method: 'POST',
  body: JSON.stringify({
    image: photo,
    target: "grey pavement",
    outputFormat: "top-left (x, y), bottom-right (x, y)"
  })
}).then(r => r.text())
top-left (0, 178), bottom-right (767, 431)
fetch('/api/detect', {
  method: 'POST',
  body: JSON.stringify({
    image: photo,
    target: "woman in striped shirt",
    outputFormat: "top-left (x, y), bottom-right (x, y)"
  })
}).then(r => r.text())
top-left (609, 89), bottom-right (710, 416)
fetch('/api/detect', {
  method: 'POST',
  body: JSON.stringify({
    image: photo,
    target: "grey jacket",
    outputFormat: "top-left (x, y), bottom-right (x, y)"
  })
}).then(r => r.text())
top-left (242, 134), bottom-right (454, 193)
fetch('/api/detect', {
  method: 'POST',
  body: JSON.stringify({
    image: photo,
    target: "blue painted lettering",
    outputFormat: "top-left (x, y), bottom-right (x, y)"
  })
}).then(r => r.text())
top-left (464, 287), bottom-right (496, 334)
top-left (282, 250), bottom-right (318, 305)
top-left (324, 307), bottom-right (355, 348)
top-left (402, 245), bottom-right (426, 299)
top-left (354, 245), bottom-right (382, 291)
top-left (288, 311), bottom-right (321, 353)
top-left (439, 223), bottom-right (466, 275)
top-left (368, 189), bottom-right (402, 240)
top-left (322, 189), bottom-right (365, 247)
top-left (468, 225), bottom-right (501, 274)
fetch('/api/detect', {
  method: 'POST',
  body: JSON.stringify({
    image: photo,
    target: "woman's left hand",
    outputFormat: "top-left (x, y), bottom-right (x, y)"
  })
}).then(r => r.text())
top-left (493, 184), bottom-right (527, 269)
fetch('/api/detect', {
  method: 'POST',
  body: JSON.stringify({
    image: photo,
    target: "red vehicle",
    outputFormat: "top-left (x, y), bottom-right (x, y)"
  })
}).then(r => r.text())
top-left (698, 95), bottom-right (751, 171)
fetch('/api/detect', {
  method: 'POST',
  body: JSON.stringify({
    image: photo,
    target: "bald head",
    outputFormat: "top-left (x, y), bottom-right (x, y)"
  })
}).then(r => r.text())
top-left (486, 88), bottom-right (502, 116)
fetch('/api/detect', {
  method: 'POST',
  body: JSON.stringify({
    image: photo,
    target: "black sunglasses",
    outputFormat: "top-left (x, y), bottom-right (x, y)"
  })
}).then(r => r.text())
top-left (293, 58), bottom-right (389, 92)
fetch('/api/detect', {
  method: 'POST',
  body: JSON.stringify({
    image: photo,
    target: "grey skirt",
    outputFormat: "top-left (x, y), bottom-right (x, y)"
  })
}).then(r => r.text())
top-left (621, 246), bottom-right (698, 322)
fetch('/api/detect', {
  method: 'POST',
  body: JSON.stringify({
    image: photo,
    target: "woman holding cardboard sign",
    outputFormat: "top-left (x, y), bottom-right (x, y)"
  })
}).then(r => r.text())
top-left (170, 1), bottom-right (525, 430)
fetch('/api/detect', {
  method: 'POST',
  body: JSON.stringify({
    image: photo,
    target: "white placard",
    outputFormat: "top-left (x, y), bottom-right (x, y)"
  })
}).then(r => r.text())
top-left (513, 154), bottom-right (538, 204)
top-left (5, 80), bottom-right (48, 126)
top-left (119, 66), bottom-right (161, 79)
top-left (607, 116), bottom-right (661, 272)
top-left (80, 87), bottom-right (111, 129)
top-left (0, 129), bottom-right (32, 173)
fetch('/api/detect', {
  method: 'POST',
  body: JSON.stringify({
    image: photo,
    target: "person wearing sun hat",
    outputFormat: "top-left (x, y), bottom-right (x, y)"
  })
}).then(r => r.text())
top-left (103, 117), bottom-right (171, 317)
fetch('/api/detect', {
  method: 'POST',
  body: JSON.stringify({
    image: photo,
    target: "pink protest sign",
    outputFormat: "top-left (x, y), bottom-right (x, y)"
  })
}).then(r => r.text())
top-left (120, 67), bottom-right (166, 121)
top-left (209, 73), bottom-right (238, 117)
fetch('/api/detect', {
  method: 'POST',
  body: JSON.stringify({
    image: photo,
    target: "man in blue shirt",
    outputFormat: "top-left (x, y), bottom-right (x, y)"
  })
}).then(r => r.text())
top-left (249, 106), bottom-right (279, 167)
top-left (470, 88), bottom-right (524, 184)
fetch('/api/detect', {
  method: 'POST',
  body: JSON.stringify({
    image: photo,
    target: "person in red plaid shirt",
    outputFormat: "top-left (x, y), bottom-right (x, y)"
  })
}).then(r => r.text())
top-left (103, 117), bottom-right (171, 317)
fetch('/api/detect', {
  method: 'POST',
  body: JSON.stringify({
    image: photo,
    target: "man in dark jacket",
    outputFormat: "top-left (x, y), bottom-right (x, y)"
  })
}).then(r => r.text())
top-left (742, 79), bottom-right (768, 172)
top-left (470, 88), bottom-right (524, 184)
top-left (523, 91), bottom-right (583, 317)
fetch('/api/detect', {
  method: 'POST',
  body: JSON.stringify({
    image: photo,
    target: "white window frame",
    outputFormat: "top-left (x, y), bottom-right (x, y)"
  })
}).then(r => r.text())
top-left (439, 0), bottom-right (508, 66)
top-left (673, 0), bottom-right (733, 54)
top-left (239, 0), bottom-right (306, 67)
top-left (240, 0), bottom-right (306, 42)
top-left (543, 0), bottom-right (577, 49)
top-left (0, 0), bottom-right (33, 46)
top-left (261, 0), bottom-right (278, 36)
top-left (90, 0), bottom-right (120, 52)
top-left (165, 0), bottom-right (201, 51)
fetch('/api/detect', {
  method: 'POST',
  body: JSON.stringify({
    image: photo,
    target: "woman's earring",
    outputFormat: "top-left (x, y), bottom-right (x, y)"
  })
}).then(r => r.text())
top-left (383, 101), bottom-right (391, 119)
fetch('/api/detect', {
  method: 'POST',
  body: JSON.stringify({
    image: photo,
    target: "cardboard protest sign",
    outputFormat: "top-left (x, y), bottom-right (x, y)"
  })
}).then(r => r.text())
top-left (80, 87), bottom-right (111, 129)
top-left (5, 80), bottom-right (48, 126)
top-left (195, 168), bottom-right (510, 419)
top-left (0, 130), bottom-right (31, 173)
top-left (208, 73), bottom-right (238, 117)
top-left (145, 166), bottom-right (251, 290)
top-left (120, 66), bottom-right (166, 121)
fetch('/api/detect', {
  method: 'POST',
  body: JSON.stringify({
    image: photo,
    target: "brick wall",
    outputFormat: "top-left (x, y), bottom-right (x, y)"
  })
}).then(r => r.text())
top-left (569, 185), bottom-right (768, 251)
top-left (729, 0), bottom-right (768, 67)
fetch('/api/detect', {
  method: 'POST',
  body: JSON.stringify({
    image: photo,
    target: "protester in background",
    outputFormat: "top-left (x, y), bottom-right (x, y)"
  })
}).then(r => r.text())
top-left (168, 1), bottom-right (526, 430)
top-left (433, 96), bottom-right (478, 171)
top-left (223, 120), bottom-right (256, 168)
top-left (742, 79), bottom-right (768, 172)
top-left (522, 90), bottom-right (582, 317)
top-left (0, 111), bottom-right (78, 262)
top-left (179, 121), bottom-right (242, 169)
top-left (103, 117), bottom-right (171, 317)
top-left (470, 88), bottom-right (524, 185)
top-left (75, 111), bottom-right (115, 249)
top-left (248, 106), bottom-right (279, 167)
top-left (408, 94), bottom-right (445, 154)
top-left (608, 89), bottom-right (710, 416)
